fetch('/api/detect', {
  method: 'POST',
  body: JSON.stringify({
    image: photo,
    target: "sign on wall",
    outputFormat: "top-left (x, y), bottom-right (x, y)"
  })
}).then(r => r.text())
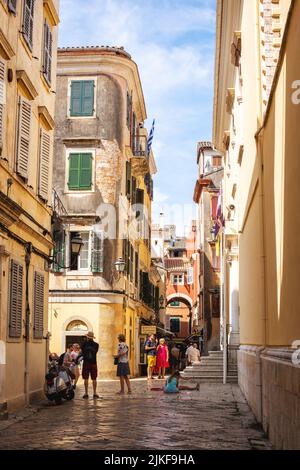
top-left (141, 326), bottom-right (157, 335)
top-left (187, 267), bottom-right (194, 285)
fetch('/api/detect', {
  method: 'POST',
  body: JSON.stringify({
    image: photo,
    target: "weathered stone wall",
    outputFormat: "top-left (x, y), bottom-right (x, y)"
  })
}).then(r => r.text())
top-left (239, 346), bottom-right (300, 449)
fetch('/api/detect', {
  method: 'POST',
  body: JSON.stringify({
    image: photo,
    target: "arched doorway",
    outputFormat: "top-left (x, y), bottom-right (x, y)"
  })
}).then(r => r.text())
top-left (166, 294), bottom-right (193, 339)
top-left (64, 319), bottom-right (89, 350)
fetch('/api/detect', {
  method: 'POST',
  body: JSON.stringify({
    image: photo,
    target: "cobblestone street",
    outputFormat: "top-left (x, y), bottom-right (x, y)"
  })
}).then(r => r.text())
top-left (0, 379), bottom-right (272, 450)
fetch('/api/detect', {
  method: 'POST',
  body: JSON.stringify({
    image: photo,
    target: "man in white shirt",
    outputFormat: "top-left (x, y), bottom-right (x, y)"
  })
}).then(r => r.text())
top-left (187, 343), bottom-right (201, 364)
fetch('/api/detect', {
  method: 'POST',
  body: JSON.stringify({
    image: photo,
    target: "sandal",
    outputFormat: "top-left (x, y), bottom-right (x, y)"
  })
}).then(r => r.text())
top-left (116, 391), bottom-right (125, 395)
top-left (82, 394), bottom-right (89, 399)
top-left (93, 394), bottom-right (100, 399)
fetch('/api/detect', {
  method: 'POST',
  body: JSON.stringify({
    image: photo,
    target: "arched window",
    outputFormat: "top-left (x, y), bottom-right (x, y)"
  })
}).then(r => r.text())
top-left (66, 320), bottom-right (88, 332)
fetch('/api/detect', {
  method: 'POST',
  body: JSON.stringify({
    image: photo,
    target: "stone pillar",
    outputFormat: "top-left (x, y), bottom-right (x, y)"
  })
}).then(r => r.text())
top-left (226, 238), bottom-right (240, 365)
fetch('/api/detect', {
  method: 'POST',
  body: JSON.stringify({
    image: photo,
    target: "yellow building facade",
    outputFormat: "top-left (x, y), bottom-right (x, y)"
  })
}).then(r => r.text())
top-left (213, 0), bottom-right (300, 448)
top-left (0, 0), bottom-right (59, 414)
top-left (49, 47), bottom-right (158, 379)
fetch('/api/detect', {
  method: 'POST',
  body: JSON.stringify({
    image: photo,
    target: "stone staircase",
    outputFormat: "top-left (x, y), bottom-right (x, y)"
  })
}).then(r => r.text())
top-left (181, 351), bottom-right (238, 383)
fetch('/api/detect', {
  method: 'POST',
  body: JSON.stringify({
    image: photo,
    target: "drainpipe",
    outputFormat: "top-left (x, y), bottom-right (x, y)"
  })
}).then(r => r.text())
top-left (221, 229), bottom-right (227, 385)
top-left (24, 243), bottom-right (32, 406)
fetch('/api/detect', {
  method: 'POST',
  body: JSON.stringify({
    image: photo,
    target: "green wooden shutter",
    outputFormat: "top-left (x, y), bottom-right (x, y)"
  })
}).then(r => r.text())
top-left (68, 153), bottom-right (80, 189)
top-left (33, 272), bottom-right (44, 339)
top-left (9, 260), bottom-right (23, 338)
top-left (91, 231), bottom-right (103, 273)
top-left (79, 153), bottom-right (92, 189)
top-left (82, 81), bottom-right (94, 116)
top-left (70, 81), bottom-right (82, 116)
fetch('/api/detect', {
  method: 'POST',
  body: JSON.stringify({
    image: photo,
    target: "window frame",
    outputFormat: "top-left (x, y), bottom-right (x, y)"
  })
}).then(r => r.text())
top-left (169, 317), bottom-right (180, 334)
top-left (67, 77), bottom-right (97, 119)
top-left (65, 148), bottom-right (95, 194)
top-left (171, 273), bottom-right (184, 286)
top-left (68, 229), bottom-right (92, 274)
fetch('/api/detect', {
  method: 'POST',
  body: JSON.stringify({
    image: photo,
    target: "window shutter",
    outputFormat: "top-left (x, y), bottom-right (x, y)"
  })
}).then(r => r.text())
top-left (126, 92), bottom-right (132, 129)
top-left (136, 188), bottom-right (144, 219)
top-left (150, 176), bottom-right (154, 201)
top-left (33, 272), bottom-right (44, 339)
top-left (70, 81), bottom-right (82, 116)
top-left (79, 153), bottom-right (92, 189)
top-left (135, 251), bottom-right (139, 287)
top-left (211, 196), bottom-right (218, 219)
top-left (82, 81), bottom-right (94, 116)
top-left (23, 0), bottom-right (34, 50)
top-left (0, 60), bottom-right (5, 151)
top-left (126, 161), bottom-right (131, 197)
top-left (9, 260), bottom-right (23, 338)
top-left (91, 231), bottom-right (104, 273)
top-left (131, 112), bottom-right (136, 153)
top-left (131, 176), bottom-right (136, 206)
top-left (16, 96), bottom-right (31, 179)
top-left (53, 230), bottom-right (65, 273)
top-left (43, 20), bottom-right (52, 85)
top-left (7, 0), bottom-right (18, 15)
top-left (68, 153), bottom-right (80, 189)
top-left (38, 129), bottom-right (51, 201)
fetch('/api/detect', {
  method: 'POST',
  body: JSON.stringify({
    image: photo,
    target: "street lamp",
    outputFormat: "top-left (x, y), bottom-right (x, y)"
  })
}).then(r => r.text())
top-left (49, 232), bottom-right (84, 269)
top-left (159, 295), bottom-right (165, 309)
top-left (114, 257), bottom-right (126, 273)
top-left (111, 257), bottom-right (126, 283)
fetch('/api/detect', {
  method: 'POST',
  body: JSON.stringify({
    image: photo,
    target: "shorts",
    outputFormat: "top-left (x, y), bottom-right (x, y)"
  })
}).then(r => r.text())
top-left (117, 362), bottom-right (130, 377)
top-left (82, 362), bottom-right (98, 380)
top-left (147, 356), bottom-right (156, 368)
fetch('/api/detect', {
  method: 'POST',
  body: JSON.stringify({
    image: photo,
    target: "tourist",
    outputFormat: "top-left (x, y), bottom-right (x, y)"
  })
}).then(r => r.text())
top-left (70, 343), bottom-right (81, 389)
top-left (114, 334), bottom-right (132, 395)
top-left (80, 331), bottom-right (99, 399)
top-left (150, 370), bottom-right (199, 393)
top-left (186, 342), bottom-right (194, 366)
top-left (63, 344), bottom-right (73, 368)
top-left (144, 334), bottom-right (157, 379)
top-left (156, 338), bottom-right (169, 379)
top-left (169, 343), bottom-right (180, 372)
top-left (187, 343), bottom-right (201, 364)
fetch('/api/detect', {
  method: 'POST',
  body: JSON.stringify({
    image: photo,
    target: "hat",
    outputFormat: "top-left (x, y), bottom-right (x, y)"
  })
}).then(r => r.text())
top-left (86, 331), bottom-right (95, 339)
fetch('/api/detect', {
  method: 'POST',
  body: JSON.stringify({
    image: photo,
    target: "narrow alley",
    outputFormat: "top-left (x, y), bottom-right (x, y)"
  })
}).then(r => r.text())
top-left (0, 380), bottom-right (271, 450)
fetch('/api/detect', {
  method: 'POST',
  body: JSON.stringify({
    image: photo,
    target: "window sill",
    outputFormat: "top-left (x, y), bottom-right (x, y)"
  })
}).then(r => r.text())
top-left (65, 189), bottom-right (94, 195)
top-left (67, 115), bottom-right (96, 120)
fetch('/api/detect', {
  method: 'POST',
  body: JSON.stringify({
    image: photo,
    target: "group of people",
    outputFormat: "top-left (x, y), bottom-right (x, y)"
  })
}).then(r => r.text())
top-left (48, 331), bottom-right (201, 398)
top-left (144, 334), bottom-right (202, 379)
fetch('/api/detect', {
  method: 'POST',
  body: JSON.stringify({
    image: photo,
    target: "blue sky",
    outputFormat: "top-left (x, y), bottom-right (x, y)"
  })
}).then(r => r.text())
top-left (58, 0), bottom-right (217, 235)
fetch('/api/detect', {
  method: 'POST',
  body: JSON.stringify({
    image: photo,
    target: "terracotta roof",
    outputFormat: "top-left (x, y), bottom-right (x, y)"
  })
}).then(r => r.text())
top-left (164, 258), bottom-right (189, 272)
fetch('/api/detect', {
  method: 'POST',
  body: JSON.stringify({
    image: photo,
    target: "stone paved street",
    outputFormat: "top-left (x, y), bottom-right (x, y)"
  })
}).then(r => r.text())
top-left (0, 379), bottom-right (272, 450)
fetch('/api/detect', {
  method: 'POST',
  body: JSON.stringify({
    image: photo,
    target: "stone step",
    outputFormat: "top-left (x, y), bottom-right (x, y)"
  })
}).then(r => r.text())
top-left (181, 375), bottom-right (238, 383)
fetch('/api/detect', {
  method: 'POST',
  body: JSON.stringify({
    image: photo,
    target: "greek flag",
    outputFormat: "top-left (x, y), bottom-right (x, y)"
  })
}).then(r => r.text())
top-left (147, 119), bottom-right (155, 156)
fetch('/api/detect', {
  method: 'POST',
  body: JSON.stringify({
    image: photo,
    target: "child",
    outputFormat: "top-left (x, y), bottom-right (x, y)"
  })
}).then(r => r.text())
top-left (150, 370), bottom-right (200, 393)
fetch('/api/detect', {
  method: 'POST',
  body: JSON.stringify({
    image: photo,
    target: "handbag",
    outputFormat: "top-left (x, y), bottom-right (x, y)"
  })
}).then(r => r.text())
top-left (114, 357), bottom-right (119, 365)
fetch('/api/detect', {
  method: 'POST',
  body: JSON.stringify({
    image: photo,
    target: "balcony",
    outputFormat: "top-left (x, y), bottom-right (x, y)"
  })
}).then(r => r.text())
top-left (131, 134), bottom-right (149, 178)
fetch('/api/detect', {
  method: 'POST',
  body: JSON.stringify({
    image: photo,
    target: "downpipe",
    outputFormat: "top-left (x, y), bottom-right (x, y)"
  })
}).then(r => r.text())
top-left (24, 243), bottom-right (32, 406)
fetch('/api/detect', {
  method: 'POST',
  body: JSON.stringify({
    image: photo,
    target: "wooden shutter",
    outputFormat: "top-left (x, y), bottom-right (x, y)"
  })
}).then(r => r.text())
top-left (136, 188), bottom-right (144, 219)
top-left (82, 81), bottom-right (94, 116)
top-left (43, 20), bottom-right (52, 85)
top-left (23, 0), bottom-right (34, 50)
top-left (7, 0), bottom-right (18, 15)
top-left (9, 260), bottom-right (23, 338)
top-left (131, 176), bottom-right (136, 206)
top-left (16, 96), bottom-right (31, 179)
top-left (126, 161), bottom-right (131, 197)
top-left (53, 230), bottom-right (65, 273)
top-left (33, 272), bottom-right (44, 339)
top-left (38, 129), bottom-right (51, 201)
top-left (68, 153), bottom-right (80, 189)
top-left (91, 231), bottom-right (104, 273)
top-left (70, 81), bottom-right (82, 116)
top-left (135, 251), bottom-right (138, 287)
top-left (0, 60), bottom-right (5, 151)
top-left (126, 91), bottom-right (132, 129)
top-left (131, 112), bottom-right (136, 153)
top-left (79, 153), bottom-right (92, 189)
top-left (211, 196), bottom-right (218, 219)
